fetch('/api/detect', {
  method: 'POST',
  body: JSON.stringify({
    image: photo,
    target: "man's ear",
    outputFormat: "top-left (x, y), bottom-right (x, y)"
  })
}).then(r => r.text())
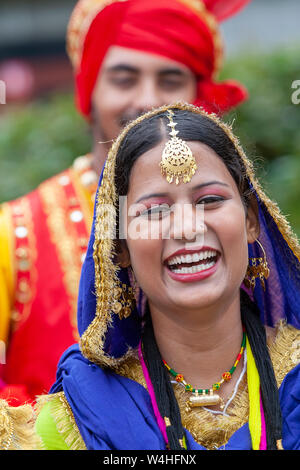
top-left (246, 195), bottom-right (260, 244)
top-left (114, 240), bottom-right (131, 268)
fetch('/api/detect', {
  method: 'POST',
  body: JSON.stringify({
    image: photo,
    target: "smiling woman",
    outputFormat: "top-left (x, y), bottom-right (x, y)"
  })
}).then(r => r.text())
top-left (35, 103), bottom-right (300, 451)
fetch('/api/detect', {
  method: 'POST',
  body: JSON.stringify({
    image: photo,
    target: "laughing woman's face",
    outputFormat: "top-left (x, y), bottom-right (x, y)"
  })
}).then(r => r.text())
top-left (122, 140), bottom-right (259, 318)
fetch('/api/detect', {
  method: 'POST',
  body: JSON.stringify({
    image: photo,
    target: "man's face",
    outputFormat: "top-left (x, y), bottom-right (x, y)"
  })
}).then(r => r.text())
top-left (91, 46), bottom-right (197, 141)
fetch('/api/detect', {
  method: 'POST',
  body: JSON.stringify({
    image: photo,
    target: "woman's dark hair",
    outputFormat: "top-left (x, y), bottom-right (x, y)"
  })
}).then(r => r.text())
top-left (240, 290), bottom-right (282, 450)
top-left (114, 108), bottom-right (282, 450)
top-left (115, 109), bottom-right (252, 208)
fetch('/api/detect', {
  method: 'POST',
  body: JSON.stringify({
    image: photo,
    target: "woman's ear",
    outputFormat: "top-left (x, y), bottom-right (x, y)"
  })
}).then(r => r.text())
top-left (246, 195), bottom-right (260, 244)
top-left (115, 240), bottom-right (131, 268)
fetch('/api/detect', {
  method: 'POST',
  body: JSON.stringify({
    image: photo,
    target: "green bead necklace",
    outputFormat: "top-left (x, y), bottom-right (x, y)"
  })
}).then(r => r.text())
top-left (163, 327), bottom-right (246, 408)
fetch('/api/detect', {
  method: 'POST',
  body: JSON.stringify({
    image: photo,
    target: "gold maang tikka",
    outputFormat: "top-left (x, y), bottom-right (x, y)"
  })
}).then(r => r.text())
top-left (160, 110), bottom-right (197, 185)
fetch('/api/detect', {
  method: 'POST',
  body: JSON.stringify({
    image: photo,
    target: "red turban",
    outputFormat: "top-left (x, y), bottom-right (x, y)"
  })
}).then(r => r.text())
top-left (67, 0), bottom-right (251, 118)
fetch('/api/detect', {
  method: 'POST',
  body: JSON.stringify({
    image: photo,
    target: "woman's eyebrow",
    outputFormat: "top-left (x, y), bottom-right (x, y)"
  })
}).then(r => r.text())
top-left (135, 193), bottom-right (168, 204)
top-left (135, 181), bottom-right (229, 203)
top-left (192, 181), bottom-right (230, 191)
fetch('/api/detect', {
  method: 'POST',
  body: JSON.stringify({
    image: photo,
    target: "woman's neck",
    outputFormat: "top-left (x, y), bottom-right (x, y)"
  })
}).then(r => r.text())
top-left (149, 294), bottom-right (244, 394)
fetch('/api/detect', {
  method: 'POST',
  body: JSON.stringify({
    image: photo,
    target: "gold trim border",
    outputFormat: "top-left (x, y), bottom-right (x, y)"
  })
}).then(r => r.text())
top-left (39, 177), bottom-right (83, 341)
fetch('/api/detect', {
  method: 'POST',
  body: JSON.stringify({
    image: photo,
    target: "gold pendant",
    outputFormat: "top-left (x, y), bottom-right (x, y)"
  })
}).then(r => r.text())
top-left (160, 110), bottom-right (197, 185)
top-left (186, 390), bottom-right (221, 411)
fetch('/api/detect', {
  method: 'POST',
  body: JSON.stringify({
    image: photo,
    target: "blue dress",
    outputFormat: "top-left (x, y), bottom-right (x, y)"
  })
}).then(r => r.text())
top-left (36, 336), bottom-right (300, 451)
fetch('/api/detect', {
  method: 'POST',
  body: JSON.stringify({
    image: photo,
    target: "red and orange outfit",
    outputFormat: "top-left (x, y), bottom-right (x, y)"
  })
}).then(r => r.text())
top-left (0, 0), bottom-right (250, 405)
top-left (0, 156), bottom-right (97, 404)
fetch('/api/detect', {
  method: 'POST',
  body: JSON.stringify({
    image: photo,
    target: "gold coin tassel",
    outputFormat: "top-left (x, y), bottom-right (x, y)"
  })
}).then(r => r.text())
top-left (160, 110), bottom-right (197, 185)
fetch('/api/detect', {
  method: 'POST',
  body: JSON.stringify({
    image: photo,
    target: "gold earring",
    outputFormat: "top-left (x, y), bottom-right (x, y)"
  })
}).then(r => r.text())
top-left (244, 239), bottom-right (270, 291)
top-left (112, 281), bottom-right (136, 320)
top-left (160, 109), bottom-right (197, 185)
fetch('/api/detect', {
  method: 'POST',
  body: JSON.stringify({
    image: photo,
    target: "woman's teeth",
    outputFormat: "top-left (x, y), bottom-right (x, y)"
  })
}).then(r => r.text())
top-left (172, 261), bottom-right (216, 274)
top-left (167, 250), bottom-right (218, 274)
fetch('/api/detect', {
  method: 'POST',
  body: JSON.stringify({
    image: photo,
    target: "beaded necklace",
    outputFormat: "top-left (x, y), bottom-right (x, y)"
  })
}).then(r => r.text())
top-left (139, 336), bottom-right (267, 450)
top-left (163, 327), bottom-right (246, 410)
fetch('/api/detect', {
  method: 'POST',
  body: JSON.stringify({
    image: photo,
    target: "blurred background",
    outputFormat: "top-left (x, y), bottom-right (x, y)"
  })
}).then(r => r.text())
top-left (0, 0), bottom-right (299, 233)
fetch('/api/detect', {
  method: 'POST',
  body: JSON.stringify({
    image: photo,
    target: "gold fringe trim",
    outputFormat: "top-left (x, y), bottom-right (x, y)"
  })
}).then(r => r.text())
top-left (39, 178), bottom-right (84, 340)
top-left (35, 393), bottom-right (54, 414)
top-left (80, 138), bottom-right (121, 368)
top-left (0, 399), bottom-right (39, 450)
top-left (269, 321), bottom-right (300, 387)
top-left (36, 393), bottom-right (86, 450)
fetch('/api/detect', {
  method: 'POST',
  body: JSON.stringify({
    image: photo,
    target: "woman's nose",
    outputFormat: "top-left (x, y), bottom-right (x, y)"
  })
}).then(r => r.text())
top-left (170, 203), bottom-right (207, 242)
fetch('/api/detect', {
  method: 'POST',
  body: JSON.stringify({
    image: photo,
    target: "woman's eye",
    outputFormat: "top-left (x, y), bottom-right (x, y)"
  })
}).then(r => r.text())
top-left (140, 204), bottom-right (170, 219)
top-left (196, 196), bottom-right (225, 205)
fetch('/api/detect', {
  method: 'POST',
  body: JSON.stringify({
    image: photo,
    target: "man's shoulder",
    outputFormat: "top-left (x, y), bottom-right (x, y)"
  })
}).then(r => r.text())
top-left (0, 166), bottom-right (73, 228)
top-left (0, 166), bottom-right (75, 267)
top-left (2, 154), bottom-right (95, 219)
top-left (0, 160), bottom-right (91, 327)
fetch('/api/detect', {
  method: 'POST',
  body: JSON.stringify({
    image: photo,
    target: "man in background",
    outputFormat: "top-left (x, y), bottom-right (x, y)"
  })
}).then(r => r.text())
top-left (0, 0), bottom-right (250, 404)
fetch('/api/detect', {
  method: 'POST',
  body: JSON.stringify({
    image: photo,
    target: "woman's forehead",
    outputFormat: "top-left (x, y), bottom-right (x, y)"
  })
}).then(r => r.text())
top-left (127, 141), bottom-right (238, 199)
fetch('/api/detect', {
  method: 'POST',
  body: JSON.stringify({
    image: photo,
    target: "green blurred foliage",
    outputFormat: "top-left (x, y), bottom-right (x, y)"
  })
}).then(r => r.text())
top-left (0, 46), bottom-right (299, 235)
top-left (0, 93), bottom-right (90, 202)
top-left (222, 46), bottom-right (300, 236)
top-left (222, 47), bottom-right (300, 162)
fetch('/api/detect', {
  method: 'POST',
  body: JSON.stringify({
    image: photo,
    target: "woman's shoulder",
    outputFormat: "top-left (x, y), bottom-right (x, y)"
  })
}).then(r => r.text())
top-left (268, 321), bottom-right (300, 387)
top-left (268, 322), bottom-right (300, 450)
top-left (35, 392), bottom-right (86, 450)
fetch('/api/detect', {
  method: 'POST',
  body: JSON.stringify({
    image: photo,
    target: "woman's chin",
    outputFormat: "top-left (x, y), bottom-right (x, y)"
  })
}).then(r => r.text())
top-left (165, 286), bottom-right (226, 313)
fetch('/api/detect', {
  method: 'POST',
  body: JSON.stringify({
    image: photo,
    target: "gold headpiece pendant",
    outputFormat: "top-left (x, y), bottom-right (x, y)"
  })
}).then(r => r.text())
top-left (160, 110), bottom-right (197, 185)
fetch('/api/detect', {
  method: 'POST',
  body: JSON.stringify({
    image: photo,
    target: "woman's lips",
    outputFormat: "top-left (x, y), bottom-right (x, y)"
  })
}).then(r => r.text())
top-left (165, 254), bottom-right (220, 283)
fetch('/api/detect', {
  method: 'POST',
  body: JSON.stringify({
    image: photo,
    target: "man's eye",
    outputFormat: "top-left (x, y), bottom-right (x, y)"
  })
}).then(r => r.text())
top-left (110, 76), bottom-right (136, 88)
top-left (160, 79), bottom-right (184, 90)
